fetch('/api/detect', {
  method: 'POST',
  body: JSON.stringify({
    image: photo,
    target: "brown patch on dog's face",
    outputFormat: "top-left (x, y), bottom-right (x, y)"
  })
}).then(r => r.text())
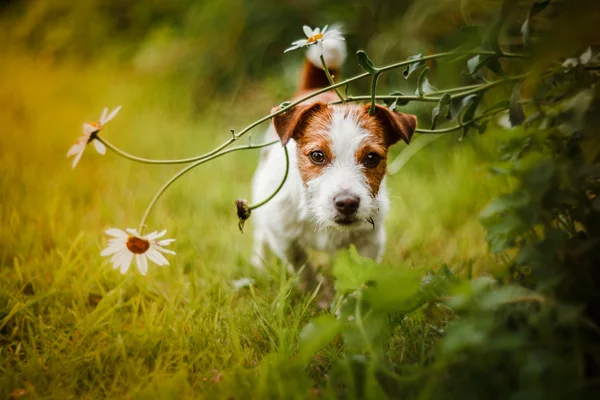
top-left (272, 102), bottom-right (334, 184)
top-left (355, 133), bottom-right (388, 196)
top-left (353, 105), bottom-right (417, 196)
top-left (295, 129), bottom-right (333, 184)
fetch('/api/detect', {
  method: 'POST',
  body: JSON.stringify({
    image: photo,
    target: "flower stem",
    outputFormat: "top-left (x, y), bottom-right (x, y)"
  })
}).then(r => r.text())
top-left (320, 54), bottom-right (345, 102)
top-left (247, 145), bottom-right (289, 211)
top-left (368, 72), bottom-right (381, 115)
top-left (415, 107), bottom-right (509, 134)
top-left (95, 135), bottom-right (226, 164)
top-left (137, 140), bottom-right (278, 234)
top-left (131, 51), bottom-right (527, 228)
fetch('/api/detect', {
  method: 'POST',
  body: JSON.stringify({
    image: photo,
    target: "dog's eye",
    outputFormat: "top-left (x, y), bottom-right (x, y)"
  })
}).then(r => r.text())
top-left (309, 150), bottom-right (326, 165)
top-left (363, 153), bottom-right (381, 168)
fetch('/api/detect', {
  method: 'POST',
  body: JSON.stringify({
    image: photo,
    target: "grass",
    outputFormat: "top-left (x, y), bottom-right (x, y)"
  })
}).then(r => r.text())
top-left (0, 51), bottom-right (511, 398)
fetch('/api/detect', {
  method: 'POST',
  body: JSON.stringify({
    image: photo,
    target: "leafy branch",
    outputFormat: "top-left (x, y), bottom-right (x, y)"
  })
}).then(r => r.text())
top-left (91, 49), bottom-right (528, 233)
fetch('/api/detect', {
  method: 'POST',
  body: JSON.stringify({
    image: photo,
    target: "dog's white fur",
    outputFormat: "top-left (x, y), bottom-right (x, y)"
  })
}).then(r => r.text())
top-left (250, 37), bottom-right (389, 270)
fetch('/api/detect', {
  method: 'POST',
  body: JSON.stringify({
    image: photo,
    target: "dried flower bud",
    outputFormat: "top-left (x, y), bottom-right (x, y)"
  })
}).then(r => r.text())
top-left (235, 199), bottom-right (251, 232)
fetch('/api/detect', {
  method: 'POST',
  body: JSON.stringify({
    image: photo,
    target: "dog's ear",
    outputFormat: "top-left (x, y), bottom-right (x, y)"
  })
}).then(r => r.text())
top-left (272, 102), bottom-right (328, 146)
top-left (367, 104), bottom-right (417, 145)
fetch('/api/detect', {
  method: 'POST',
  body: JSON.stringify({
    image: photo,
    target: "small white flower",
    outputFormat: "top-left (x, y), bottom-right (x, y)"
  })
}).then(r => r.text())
top-left (284, 25), bottom-right (344, 55)
top-left (67, 106), bottom-right (121, 169)
top-left (562, 47), bottom-right (593, 69)
top-left (100, 227), bottom-right (175, 275)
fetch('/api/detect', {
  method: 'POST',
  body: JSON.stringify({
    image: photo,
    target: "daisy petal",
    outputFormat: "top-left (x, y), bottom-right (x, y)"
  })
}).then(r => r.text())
top-left (93, 140), bottom-right (106, 155)
top-left (322, 25), bottom-right (329, 33)
top-left (110, 248), bottom-right (128, 265)
top-left (119, 252), bottom-right (134, 274)
top-left (285, 44), bottom-right (304, 53)
top-left (106, 228), bottom-right (128, 238)
top-left (67, 143), bottom-right (83, 157)
top-left (126, 228), bottom-right (141, 237)
top-left (136, 254), bottom-right (148, 275)
top-left (101, 244), bottom-right (123, 257)
top-left (146, 230), bottom-right (167, 240)
top-left (110, 249), bottom-right (127, 269)
top-left (155, 246), bottom-right (176, 255)
top-left (303, 25), bottom-right (313, 37)
top-left (291, 39), bottom-right (309, 45)
top-left (103, 106), bottom-right (122, 124)
top-left (314, 27), bottom-right (321, 35)
top-left (100, 108), bottom-right (108, 124)
top-left (71, 148), bottom-right (85, 169)
top-left (157, 238), bottom-right (176, 246)
top-left (146, 248), bottom-right (169, 266)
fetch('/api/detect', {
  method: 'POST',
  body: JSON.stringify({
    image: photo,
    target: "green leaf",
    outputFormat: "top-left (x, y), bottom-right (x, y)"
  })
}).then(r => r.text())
top-left (465, 55), bottom-right (503, 76)
top-left (384, 91), bottom-right (411, 111)
top-left (403, 53), bottom-right (425, 79)
top-left (431, 93), bottom-right (451, 130)
top-left (461, 94), bottom-right (482, 138)
top-left (509, 84), bottom-right (526, 127)
top-left (521, 0), bottom-right (551, 47)
top-left (480, 192), bottom-right (529, 220)
top-left (479, 285), bottom-right (536, 309)
top-left (332, 246), bottom-right (379, 293)
top-left (297, 314), bottom-right (341, 364)
top-left (415, 67), bottom-right (436, 96)
top-left (356, 50), bottom-right (379, 75)
top-left (467, 55), bottom-right (483, 75)
top-left (477, 120), bottom-right (489, 134)
top-left (448, 94), bottom-right (477, 121)
top-left (362, 268), bottom-right (421, 312)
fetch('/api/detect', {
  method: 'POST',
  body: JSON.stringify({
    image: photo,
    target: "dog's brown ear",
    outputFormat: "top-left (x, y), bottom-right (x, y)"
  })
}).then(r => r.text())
top-left (272, 102), bottom-right (328, 146)
top-left (367, 104), bottom-right (417, 145)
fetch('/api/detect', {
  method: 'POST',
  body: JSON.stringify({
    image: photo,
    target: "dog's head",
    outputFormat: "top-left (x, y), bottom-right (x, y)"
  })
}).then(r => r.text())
top-left (272, 102), bottom-right (416, 228)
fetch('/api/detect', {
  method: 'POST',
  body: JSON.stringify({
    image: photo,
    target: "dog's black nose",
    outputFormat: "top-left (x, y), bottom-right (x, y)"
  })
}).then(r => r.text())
top-left (334, 194), bottom-right (360, 216)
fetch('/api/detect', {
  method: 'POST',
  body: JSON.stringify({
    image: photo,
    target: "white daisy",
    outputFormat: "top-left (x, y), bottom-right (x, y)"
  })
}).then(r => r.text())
top-left (67, 106), bottom-right (121, 169)
top-left (284, 25), bottom-right (344, 54)
top-left (100, 227), bottom-right (176, 275)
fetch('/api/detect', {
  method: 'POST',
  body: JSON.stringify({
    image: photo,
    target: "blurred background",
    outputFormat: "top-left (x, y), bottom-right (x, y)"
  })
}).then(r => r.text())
top-left (1, 0), bottom-right (535, 274)
top-left (2, 0), bottom-right (600, 397)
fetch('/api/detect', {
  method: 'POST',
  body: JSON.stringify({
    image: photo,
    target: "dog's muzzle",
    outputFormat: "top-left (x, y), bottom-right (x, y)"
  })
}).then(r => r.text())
top-left (333, 193), bottom-right (360, 225)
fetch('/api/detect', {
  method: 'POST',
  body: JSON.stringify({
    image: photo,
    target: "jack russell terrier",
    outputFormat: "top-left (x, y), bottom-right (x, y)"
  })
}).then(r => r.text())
top-left (251, 34), bottom-right (417, 288)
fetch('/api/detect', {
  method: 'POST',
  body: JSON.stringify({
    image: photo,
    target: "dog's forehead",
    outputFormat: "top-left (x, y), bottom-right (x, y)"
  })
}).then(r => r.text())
top-left (311, 105), bottom-right (385, 153)
top-left (328, 107), bottom-right (368, 157)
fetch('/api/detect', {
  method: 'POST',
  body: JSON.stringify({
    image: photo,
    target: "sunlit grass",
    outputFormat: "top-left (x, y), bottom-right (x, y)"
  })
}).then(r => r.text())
top-left (0, 52), bottom-right (510, 398)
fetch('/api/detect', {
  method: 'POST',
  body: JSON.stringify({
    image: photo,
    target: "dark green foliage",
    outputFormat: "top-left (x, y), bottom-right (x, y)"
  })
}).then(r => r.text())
top-left (293, 3), bottom-right (600, 398)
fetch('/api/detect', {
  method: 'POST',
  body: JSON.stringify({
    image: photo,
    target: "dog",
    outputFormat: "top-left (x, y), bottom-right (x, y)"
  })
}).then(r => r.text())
top-left (251, 35), bottom-right (417, 289)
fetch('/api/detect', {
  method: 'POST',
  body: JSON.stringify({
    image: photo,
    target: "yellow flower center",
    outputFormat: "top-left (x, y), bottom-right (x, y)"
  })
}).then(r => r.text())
top-left (126, 236), bottom-right (150, 254)
top-left (90, 121), bottom-right (103, 129)
top-left (307, 33), bottom-right (324, 43)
